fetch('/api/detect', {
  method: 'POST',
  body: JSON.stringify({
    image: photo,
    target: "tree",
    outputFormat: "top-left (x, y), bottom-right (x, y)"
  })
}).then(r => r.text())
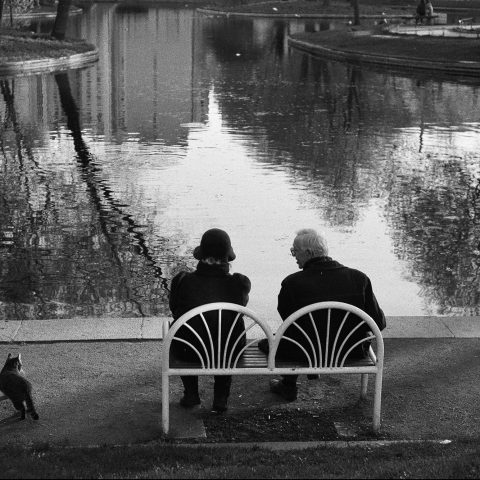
top-left (51, 0), bottom-right (71, 40)
top-left (351, 0), bottom-right (360, 25)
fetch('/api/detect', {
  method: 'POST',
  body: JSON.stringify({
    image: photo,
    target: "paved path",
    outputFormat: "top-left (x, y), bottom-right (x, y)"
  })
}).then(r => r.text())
top-left (1, 316), bottom-right (479, 444)
top-left (1, 316), bottom-right (479, 343)
top-left (1, 338), bottom-right (479, 446)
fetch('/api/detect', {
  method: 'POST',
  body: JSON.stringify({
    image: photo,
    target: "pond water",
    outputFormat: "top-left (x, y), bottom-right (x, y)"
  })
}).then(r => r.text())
top-left (1, 4), bottom-right (480, 324)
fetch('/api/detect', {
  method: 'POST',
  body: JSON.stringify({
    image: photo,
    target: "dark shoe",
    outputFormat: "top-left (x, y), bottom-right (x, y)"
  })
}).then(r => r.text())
top-left (179, 393), bottom-right (201, 408)
top-left (212, 395), bottom-right (228, 413)
top-left (307, 374), bottom-right (319, 380)
top-left (269, 379), bottom-right (297, 402)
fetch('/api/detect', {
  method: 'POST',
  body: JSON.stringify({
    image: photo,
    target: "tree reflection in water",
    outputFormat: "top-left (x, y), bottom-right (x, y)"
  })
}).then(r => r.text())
top-left (386, 159), bottom-right (480, 315)
top-left (0, 76), bottom-right (172, 320)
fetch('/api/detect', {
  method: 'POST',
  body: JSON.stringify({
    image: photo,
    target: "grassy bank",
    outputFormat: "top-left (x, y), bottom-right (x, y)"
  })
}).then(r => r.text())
top-left (203, 0), bottom-right (480, 15)
top-left (204, 0), bottom-right (411, 16)
top-left (0, 29), bottom-right (95, 63)
top-left (291, 29), bottom-right (480, 63)
top-left (0, 439), bottom-right (479, 478)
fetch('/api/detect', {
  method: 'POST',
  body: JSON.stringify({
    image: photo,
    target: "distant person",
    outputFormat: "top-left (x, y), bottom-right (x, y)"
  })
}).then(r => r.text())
top-left (259, 228), bottom-right (386, 401)
top-left (415, 0), bottom-right (426, 24)
top-left (425, 0), bottom-right (434, 24)
top-left (169, 228), bottom-right (251, 412)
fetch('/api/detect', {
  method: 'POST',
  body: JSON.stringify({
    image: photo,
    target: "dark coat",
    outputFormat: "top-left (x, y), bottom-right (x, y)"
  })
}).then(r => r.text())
top-left (277, 257), bottom-right (386, 361)
top-left (169, 262), bottom-right (251, 364)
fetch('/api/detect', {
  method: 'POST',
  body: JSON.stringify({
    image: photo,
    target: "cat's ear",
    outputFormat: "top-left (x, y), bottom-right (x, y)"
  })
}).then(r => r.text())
top-left (18, 353), bottom-right (22, 362)
top-left (7, 353), bottom-right (11, 359)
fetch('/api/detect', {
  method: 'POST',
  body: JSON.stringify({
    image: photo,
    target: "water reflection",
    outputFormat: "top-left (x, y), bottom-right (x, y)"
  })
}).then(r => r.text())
top-left (1, 6), bottom-right (479, 321)
top-left (0, 76), bottom-right (174, 319)
top-left (54, 72), bottom-right (170, 289)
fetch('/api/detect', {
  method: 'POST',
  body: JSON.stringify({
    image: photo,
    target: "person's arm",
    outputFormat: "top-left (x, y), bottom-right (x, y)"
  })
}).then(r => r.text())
top-left (168, 272), bottom-right (187, 319)
top-left (363, 278), bottom-right (386, 331)
top-left (277, 279), bottom-right (298, 321)
top-left (233, 273), bottom-right (251, 306)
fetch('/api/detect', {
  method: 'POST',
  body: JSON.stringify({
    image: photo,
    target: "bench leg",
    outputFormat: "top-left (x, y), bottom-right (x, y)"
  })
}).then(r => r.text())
top-left (360, 373), bottom-right (368, 399)
top-left (372, 372), bottom-right (383, 433)
top-left (162, 374), bottom-right (170, 435)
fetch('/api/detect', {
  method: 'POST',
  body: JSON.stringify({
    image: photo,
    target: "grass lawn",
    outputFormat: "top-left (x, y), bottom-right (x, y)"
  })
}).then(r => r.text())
top-left (205, 0), bottom-right (411, 15)
top-left (379, 0), bottom-right (480, 8)
top-left (204, 0), bottom-right (480, 15)
top-left (0, 438), bottom-right (479, 478)
top-left (0, 29), bottom-right (95, 62)
top-left (291, 29), bottom-right (480, 63)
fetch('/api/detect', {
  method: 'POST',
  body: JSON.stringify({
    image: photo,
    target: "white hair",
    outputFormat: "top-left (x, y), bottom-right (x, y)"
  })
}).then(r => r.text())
top-left (294, 229), bottom-right (329, 257)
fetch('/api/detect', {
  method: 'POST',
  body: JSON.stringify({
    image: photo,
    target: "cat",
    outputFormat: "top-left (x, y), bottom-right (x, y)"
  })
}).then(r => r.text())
top-left (0, 353), bottom-right (39, 420)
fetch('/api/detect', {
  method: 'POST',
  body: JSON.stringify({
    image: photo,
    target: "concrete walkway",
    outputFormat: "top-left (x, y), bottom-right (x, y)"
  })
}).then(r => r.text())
top-left (1, 336), bottom-right (479, 447)
top-left (1, 316), bottom-right (479, 343)
top-left (1, 315), bottom-right (479, 445)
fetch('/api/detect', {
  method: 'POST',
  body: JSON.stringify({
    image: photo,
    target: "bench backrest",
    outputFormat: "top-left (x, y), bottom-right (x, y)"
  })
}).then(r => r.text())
top-left (162, 302), bottom-right (274, 371)
top-left (270, 301), bottom-right (384, 368)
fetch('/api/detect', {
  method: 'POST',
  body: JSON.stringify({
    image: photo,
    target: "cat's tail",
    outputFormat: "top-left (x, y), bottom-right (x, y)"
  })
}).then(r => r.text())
top-left (26, 395), bottom-right (39, 420)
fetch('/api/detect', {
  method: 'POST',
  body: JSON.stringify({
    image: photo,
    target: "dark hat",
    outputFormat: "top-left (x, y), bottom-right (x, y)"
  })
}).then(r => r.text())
top-left (193, 228), bottom-right (236, 261)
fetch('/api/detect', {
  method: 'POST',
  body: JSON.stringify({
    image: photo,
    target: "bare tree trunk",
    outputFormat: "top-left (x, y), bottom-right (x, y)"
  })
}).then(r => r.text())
top-left (0, 0), bottom-right (4, 25)
top-left (51, 0), bottom-right (72, 40)
top-left (351, 0), bottom-right (360, 25)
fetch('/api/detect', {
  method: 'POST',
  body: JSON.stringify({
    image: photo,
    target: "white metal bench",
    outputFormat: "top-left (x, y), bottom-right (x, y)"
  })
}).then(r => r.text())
top-left (161, 301), bottom-right (384, 435)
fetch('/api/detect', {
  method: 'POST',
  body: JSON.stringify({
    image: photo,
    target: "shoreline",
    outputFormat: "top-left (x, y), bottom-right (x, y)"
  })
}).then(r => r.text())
top-left (287, 30), bottom-right (480, 77)
top-left (2, 1), bottom-right (480, 76)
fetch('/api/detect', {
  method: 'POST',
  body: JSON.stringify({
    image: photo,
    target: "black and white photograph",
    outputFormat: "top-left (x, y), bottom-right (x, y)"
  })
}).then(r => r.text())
top-left (1, 0), bottom-right (479, 477)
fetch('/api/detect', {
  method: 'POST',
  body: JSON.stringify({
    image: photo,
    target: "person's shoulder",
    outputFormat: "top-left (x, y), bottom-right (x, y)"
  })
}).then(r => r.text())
top-left (232, 272), bottom-right (251, 289)
top-left (232, 272), bottom-right (251, 284)
top-left (281, 270), bottom-right (304, 285)
top-left (172, 270), bottom-right (193, 281)
top-left (343, 265), bottom-right (371, 282)
top-left (171, 270), bottom-right (194, 288)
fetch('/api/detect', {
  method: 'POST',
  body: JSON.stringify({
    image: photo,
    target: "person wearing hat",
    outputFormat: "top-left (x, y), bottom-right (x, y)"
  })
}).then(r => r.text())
top-left (169, 228), bottom-right (251, 412)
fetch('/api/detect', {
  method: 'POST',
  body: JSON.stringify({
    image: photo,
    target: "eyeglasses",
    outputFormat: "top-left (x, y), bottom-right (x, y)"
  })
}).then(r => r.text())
top-left (290, 247), bottom-right (297, 257)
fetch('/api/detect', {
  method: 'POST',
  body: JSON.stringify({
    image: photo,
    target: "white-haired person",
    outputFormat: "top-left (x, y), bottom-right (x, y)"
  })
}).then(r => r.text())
top-left (259, 228), bottom-right (386, 401)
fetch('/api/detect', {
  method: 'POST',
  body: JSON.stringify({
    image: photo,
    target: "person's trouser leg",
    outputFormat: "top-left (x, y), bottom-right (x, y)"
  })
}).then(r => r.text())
top-left (281, 374), bottom-right (298, 386)
top-left (179, 376), bottom-right (201, 407)
top-left (270, 374), bottom-right (298, 401)
top-left (212, 375), bottom-right (232, 412)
